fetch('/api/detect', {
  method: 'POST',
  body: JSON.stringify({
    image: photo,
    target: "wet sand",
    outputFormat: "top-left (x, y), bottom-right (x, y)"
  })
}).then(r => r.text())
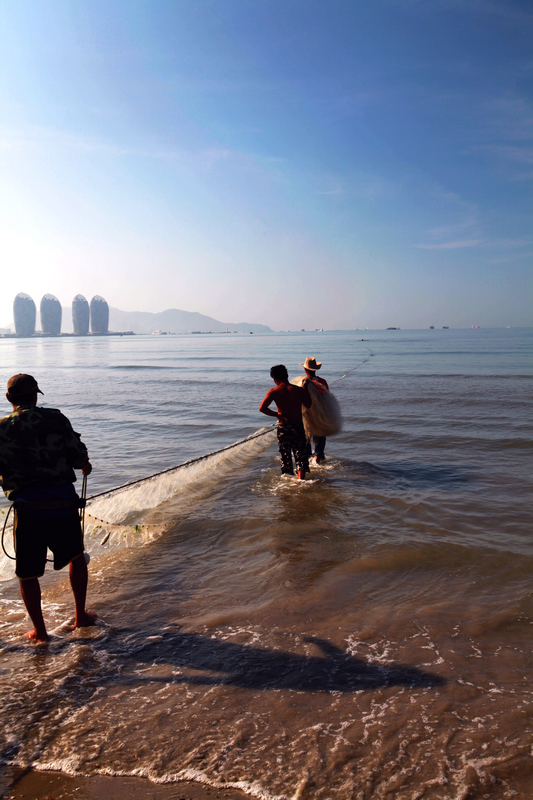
top-left (3, 768), bottom-right (251, 799)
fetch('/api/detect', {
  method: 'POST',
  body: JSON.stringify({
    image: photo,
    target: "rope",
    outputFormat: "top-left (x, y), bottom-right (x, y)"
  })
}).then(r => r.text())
top-left (330, 348), bottom-right (374, 384)
top-left (80, 473), bottom-right (87, 546)
top-left (1, 504), bottom-right (14, 560)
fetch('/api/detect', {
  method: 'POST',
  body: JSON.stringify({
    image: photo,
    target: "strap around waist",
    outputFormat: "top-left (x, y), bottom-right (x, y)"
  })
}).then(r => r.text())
top-left (14, 497), bottom-right (85, 511)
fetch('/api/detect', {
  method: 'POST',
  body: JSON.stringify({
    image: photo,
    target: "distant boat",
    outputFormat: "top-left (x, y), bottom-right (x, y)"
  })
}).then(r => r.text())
top-left (152, 330), bottom-right (168, 335)
top-left (429, 325), bottom-right (435, 329)
top-left (442, 326), bottom-right (449, 329)
top-left (471, 326), bottom-right (480, 329)
top-left (386, 327), bottom-right (399, 330)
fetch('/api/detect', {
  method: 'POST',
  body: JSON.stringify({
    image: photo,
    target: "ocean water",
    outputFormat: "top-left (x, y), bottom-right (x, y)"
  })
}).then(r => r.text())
top-left (0, 328), bottom-right (532, 799)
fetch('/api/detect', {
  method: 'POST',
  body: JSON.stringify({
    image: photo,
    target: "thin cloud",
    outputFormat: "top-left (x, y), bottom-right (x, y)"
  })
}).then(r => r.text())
top-left (314, 173), bottom-right (345, 196)
top-left (484, 94), bottom-right (533, 142)
top-left (462, 92), bottom-right (533, 178)
top-left (415, 237), bottom-right (532, 251)
top-left (316, 185), bottom-right (344, 196)
top-left (473, 145), bottom-right (533, 165)
top-left (490, 238), bottom-right (532, 249)
top-left (0, 125), bottom-right (277, 172)
top-left (490, 250), bottom-right (533, 264)
top-left (0, 124), bottom-right (181, 159)
top-left (422, 192), bottom-right (481, 243)
top-left (415, 239), bottom-right (481, 250)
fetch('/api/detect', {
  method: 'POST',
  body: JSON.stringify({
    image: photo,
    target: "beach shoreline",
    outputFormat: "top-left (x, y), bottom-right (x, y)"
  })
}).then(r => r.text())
top-left (2, 767), bottom-right (252, 799)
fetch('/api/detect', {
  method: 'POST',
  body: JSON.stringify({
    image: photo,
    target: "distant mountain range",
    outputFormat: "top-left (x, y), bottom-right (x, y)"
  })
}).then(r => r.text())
top-left (107, 307), bottom-right (272, 334)
top-left (2, 306), bottom-right (273, 335)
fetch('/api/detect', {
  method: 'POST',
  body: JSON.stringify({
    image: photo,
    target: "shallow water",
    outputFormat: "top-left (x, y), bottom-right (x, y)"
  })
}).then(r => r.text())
top-left (0, 328), bottom-right (532, 799)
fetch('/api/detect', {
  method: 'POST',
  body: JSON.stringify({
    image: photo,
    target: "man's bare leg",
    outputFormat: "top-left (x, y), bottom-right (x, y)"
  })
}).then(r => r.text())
top-left (69, 554), bottom-right (97, 628)
top-left (19, 578), bottom-right (49, 642)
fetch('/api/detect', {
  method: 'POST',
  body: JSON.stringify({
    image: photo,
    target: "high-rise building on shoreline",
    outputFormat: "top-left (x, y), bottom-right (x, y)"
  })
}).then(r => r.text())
top-left (72, 294), bottom-right (90, 335)
top-left (40, 294), bottom-right (62, 335)
top-left (90, 295), bottom-right (109, 334)
top-left (13, 293), bottom-right (36, 336)
top-left (8, 293), bottom-right (115, 337)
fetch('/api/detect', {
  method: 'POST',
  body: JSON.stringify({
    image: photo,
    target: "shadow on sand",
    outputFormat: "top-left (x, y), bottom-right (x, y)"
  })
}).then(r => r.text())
top-left (108, 629), bottom-right (446, 693)
top-left (2, 629), bottom-right (446, 694)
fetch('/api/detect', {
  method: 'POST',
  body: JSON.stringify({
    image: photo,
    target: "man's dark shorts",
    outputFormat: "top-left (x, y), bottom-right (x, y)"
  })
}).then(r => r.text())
top-left (277, 422), bottom-right (309, 475)
top-left (12, 484), bottom-right (83, 579)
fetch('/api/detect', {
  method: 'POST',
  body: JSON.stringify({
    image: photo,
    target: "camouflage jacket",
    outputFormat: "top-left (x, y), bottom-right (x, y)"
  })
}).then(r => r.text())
top-left (0, 405), bottom-right (89, 499)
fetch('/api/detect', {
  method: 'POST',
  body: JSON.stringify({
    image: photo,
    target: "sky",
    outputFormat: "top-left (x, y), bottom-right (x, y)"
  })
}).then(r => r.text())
top-left (0, 0), bottom-right (531, 331)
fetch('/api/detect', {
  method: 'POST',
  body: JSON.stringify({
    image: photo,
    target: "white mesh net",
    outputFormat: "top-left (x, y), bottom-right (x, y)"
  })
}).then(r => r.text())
top-left (292, 376), bottom-right (343, 438)
top-left (86, 427), bottom-right (276, 525)
top-left (0, 428), bottom-right (277, 582)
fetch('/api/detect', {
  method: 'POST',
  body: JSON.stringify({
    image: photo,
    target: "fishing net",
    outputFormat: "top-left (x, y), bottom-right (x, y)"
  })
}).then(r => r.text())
top-left (0, 428), bottom-right (276, 580)
top-left (292, 376), bottom-right (343, 438)
top-left (86, 426), bottom-right (276, 525)
top-left (1, 355), bottom-right (368, 580)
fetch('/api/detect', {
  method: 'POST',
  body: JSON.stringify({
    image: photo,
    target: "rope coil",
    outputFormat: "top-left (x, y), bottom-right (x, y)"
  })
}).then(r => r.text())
top-left (1, 474), bottom-right (90, 562)
top-left (1, 505), bottom-right (14, 561)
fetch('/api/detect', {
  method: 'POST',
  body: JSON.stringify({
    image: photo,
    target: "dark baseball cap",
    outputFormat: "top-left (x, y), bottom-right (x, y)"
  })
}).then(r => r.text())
top-left (6, 374), bottom-right (44, 397)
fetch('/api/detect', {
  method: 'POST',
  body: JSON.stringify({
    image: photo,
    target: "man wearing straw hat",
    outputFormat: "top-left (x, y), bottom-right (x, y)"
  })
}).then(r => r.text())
top-left (300, 357), bottom-right (330, 463)
top-left (0, 374), bottom-right (95, 642)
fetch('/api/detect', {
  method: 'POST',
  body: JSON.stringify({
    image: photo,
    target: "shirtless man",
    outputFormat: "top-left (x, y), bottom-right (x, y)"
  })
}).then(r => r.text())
top-left (259, 364), bottom-right (311, 479)
top-left (0, 374), bottom-right (96, 642)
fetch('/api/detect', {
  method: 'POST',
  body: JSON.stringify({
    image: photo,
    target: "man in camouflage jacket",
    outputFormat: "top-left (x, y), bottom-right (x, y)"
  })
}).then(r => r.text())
top-left (0, 374), bottom-right (96, 642)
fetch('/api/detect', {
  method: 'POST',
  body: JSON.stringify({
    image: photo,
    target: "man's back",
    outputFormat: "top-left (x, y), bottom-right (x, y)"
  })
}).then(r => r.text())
top-left (265, 382), bottom-right (310, 425)
top-left (0, 405), bottom-right (88, 498)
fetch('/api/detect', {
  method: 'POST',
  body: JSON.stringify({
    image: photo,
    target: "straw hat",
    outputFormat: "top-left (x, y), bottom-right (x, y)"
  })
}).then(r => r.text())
top-left (300, 357), bottom-right (322, 371)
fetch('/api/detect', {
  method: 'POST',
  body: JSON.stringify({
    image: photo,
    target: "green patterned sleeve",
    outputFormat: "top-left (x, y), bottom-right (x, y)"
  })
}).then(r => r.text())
top-left (61, 414), bottom-right (89, 469)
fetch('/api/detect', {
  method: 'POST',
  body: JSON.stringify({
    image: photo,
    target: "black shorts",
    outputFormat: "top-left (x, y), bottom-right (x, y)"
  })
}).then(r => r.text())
top-left (14, 510), bottom-right (84, 580)
top-left (277, 422), bottom-right (309, 475)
